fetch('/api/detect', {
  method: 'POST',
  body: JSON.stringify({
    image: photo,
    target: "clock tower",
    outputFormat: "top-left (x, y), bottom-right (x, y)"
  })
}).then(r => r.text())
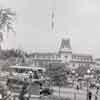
top-left (59, 38), bottom-right (72, 65)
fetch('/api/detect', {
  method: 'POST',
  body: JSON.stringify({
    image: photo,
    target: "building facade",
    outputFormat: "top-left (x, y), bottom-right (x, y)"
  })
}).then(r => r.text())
top-left (32, 38), bottom-right (94, 69)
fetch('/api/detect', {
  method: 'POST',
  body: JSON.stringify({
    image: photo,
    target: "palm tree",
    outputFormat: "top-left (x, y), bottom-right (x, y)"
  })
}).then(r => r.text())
top-left (0, 8), bottom-right (16, 49)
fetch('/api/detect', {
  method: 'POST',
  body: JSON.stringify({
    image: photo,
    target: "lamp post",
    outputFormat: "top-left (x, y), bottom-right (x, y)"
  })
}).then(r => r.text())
top-left (72, 70), bottom-right (76, 100)
top-left (95, 83), bottom-right (99, 100)
top-left (27, 71), bottom-right (33, 100)
top-left (86, 69), bottom-right (92, 100)
top-left (72, 70), bottom-right (75, 87)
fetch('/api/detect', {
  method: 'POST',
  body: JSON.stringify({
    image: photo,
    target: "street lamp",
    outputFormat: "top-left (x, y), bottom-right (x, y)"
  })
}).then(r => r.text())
top-left (27, 71), bottom-right (33, 100)
top-left (71, 70), bottom-right (77, 100)
top-left (86, 69), bottom-right (92, 100)
top-left (0, 94), bottom-right (2, 100)
top-left (72, 70), bottom-right (75, 87)
top-left (87, 69), bottom-right (91, 74)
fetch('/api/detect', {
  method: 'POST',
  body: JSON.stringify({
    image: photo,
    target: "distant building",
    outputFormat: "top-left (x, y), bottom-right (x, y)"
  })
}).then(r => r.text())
top-left (94, 58), bottom-right (100, 71)
top-left (95, 58), bottom-right (100, 66)
top-left (32, 38), bottom-right (95, 69)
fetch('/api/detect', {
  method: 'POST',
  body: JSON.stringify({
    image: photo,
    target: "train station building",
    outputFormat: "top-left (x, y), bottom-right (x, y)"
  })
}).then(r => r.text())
top-left (32, 38), bottom-right (95, 69)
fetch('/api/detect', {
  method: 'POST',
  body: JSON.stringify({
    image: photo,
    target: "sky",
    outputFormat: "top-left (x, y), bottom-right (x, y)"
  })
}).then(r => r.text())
top-left (0, 0), bottom-right (100, 58)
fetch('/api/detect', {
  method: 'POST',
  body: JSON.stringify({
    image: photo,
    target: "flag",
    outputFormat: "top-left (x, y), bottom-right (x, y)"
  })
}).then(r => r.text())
top-left (51, 10), bottom-right (55, 32)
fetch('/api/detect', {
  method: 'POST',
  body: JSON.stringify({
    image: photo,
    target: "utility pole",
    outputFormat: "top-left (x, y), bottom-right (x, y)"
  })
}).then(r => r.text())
top-left (0, 32), bottom-right (3, 50)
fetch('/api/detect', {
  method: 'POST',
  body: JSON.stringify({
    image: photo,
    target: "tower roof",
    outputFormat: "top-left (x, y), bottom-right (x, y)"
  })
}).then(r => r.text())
top-left (60, 38), bottom-right (71, 49)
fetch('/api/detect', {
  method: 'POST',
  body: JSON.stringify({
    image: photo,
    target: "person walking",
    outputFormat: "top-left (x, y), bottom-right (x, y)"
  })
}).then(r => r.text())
top-left (95, 87), bottom-right (99, 100)
top-left (88, 91), bottom-right (92, 100)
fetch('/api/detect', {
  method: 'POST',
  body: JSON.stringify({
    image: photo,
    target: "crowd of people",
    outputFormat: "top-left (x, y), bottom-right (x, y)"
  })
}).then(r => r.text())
top-left (0, 70), bottom-right (52, 100)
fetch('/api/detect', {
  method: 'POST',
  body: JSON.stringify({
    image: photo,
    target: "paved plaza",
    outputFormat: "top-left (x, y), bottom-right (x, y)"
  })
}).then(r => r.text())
top-left (52, 87), bottom-right (100, 100)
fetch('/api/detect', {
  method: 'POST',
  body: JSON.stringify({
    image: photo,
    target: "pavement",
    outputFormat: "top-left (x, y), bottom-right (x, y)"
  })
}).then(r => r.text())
top-left (0, 77), bottom-right (99, 100)
top-left (52, 86), bottom-right (100, 100)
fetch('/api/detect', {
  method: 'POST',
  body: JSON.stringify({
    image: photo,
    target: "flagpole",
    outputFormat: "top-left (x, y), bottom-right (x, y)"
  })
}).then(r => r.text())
top-left (50, 0), bottom-right (56, 33)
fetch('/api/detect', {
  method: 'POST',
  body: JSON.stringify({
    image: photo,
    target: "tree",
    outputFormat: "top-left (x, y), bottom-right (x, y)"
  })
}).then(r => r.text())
top-left (46, 63), bottom-right (68, 97)
top-left (0, 8), bottom-right (16, 48)
top-left (75, 66), bottom-right (90, 77)
top-left (46, 63), bottom-right (69, 85)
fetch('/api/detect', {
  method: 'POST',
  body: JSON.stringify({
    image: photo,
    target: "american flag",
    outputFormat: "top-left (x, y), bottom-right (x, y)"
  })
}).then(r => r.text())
top-left (51, 9), bottom-right (55, 32)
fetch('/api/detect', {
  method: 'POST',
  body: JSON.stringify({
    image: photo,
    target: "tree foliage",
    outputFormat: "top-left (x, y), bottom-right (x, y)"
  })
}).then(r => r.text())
top-left (0, 8), bottom-right (16, 32)
top-left (46, 63), bottom-right (68, 86)
top-left (0, 49), bottom-right (27, 60)
top-left (0, 49), bottom-right (31, 71)
top-left (75, 66), bottom-right (90, 76)
top-left (0, 8), bottom-right (16, 46)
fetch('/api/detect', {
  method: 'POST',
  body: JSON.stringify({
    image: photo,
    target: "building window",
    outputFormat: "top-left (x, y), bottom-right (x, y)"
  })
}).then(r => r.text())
top-left (65, 56), bottom-right (68, 59)
top-left (72, 56), bottom-right (74, 59)
top-left (86, 63), bottom-right (89, 66)
top-left (73, 56), bottom-right (76, 59)
top-left (86, 58), bottom-right (89, 62)
top-left (79, 63), bottom-right (81, 67)
top-left (83, 58), bottom-right (85, 62)
top-left (73, 63), bottom-right (75, 67)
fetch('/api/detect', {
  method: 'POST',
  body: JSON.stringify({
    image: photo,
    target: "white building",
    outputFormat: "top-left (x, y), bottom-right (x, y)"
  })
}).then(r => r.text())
top-left (32, 38), bottom-right (95, 69)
